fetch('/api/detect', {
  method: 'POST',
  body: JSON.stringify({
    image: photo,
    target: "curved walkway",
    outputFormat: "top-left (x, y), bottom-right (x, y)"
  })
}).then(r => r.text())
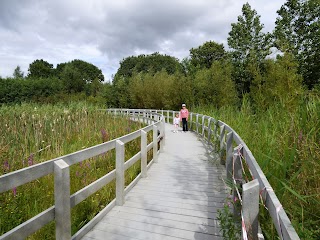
top-left (82, 123), bottom-right (228, 240)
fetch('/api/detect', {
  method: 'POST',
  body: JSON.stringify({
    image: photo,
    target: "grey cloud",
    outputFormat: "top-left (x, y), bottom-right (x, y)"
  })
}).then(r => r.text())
top-left (0, 0), bottom-right (285, 79)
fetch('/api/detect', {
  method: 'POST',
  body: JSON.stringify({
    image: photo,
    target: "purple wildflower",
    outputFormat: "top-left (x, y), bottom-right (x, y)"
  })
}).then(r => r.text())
top-left (298, 131), bottom-right (303, 145)
top-left (28, 154), bottom-right (34, 166)
top-left (101, 129), bottom-right (109, 142)
top-left (12, 187), bottom-right (17, 197)
top-left (3, 160), bottom-right (9, 172)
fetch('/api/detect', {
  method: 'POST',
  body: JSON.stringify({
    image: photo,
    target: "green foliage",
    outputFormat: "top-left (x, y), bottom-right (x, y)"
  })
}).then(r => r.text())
top-left (12, 66), bottom-right (24, 79)
top-left (60, 59), bottom-right (104, 83)
top-left (60, 64), bottom-right (85, 93)
top-left (189, 41), bottom-right (226, 69)
top-left (217, 201), bottom-right (241, 240)
top-left (228, 2), bottom-right (272, 94)
top-left (0, 103), bottom-right (144, 239)
top-left (128, 70), bottom-right (189, 110)
top-left (228, 3), bottom-right (272, 64)
top-left (193, 60), bottom-right (238, 108)
top-left (114, 52), bottom-right (182, 81)
top-left (195, 93), bottom-right (320, 239)
top-left (27, 59), bottom-right (54, 79)
top-left (274, 0), bottom-right (320, 89)
top-left (0, 77), bottom-right (63, 103)
top-left (250, 53), bottom-right (304, 111)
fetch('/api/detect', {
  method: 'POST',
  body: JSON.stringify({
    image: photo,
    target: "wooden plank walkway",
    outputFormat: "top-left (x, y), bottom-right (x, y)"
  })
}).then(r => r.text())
top-left (82, 123), bottom-right (228, 240)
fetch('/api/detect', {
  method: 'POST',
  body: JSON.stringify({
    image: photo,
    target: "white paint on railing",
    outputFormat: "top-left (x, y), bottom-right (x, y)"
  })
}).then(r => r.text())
top-left (141, 130), bottom-right (148, 178)
top-left (54, 159), bottom-right (71, 240)
top-left (243, 179), bottom-right (260, 240)
top-left (153, 125), bottom-right (158, 163)
top-left (116, 140), bottom-right (125, 206)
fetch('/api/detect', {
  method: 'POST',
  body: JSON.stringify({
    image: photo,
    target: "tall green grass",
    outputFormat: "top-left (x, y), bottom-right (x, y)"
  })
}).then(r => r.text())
top-left (194, 95), bottom-right (320, 239)
top-left (0, 103), bottom-right (145, 239)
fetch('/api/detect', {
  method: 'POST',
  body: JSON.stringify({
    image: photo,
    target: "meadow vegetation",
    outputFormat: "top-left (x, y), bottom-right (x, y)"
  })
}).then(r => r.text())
top-left (0, 103), bottom-right (146, 239)
top-left (1, 0), bottom-right (319, 238)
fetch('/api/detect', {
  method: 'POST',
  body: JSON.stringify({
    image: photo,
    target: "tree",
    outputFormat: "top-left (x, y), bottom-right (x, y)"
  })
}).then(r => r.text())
top-left (193, 60), bottom-right (238, 108)
top-left (228, 3), bottom-right (271, 63)
top-left (250, 53), bottom-right (303, 111)
top-left (227, 3), bottom-right (272, 94)
top-left (114, 52), bottom-right (182, 82)
top-left (56, 60), bottom-right (104, 83)
top-left (60, 64), bottom-right (85, 93)
top-left (69, 59), bottom-right (104, 83)
top-left (13, 66), bottom-right (24, 79)
top-left (189, 41), bottom-right (226, 69)
top-left (274, 0), bottom-right (320, 88)
top-left (27, 59), bottom-right (54, 79)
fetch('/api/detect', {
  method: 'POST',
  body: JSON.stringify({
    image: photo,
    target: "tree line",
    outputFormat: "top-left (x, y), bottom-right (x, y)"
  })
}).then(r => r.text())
top-left (0, 0), bottom-right (319, 108)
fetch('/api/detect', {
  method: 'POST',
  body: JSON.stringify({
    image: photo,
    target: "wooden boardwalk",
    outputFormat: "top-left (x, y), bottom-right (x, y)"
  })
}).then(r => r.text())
top-left (82, 123), bottom-right (228, 240)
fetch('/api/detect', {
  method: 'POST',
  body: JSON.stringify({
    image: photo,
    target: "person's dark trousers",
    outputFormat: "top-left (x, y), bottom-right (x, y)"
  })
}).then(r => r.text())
top-left (182, 118), bottom-right (188, 131)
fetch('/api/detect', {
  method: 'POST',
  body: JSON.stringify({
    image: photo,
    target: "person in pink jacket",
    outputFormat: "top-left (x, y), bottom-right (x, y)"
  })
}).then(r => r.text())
top-left (180, 103), bottom-right (189, 132)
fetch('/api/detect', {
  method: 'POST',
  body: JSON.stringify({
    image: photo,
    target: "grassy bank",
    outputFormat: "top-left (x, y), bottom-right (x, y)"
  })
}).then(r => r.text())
top-left (0, 103), bottom-right (145, 239)
top-left (194, 95), bottom-right (320, 239)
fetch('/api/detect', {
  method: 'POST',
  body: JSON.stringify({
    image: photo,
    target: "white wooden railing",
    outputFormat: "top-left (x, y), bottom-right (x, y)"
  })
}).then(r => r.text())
top-left (165, 109), bottom-right (299, 240)
top-left (0, 109), bottom-right (165, 240)
top-left (0, 109), bottom-right (300, 240)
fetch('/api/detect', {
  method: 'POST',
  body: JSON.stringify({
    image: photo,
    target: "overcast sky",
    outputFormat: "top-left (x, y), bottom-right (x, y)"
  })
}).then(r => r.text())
top-left (0, 0), bottom-right (285, 81)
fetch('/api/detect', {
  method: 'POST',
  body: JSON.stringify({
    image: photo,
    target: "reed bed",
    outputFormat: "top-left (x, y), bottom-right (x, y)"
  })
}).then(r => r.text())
top-left (194, 95), bottom-right (320, 239)
top-left (0, 103), bottom-right (145, 239)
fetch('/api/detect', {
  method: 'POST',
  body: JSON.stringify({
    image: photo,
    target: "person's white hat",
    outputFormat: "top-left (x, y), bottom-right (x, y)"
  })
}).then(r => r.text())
top-left (182, 104), bottom-right (186, 107)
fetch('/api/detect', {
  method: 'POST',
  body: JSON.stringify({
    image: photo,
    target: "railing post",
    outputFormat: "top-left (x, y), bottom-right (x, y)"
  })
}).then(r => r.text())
top-left (189, 113), bottom-right (193, 131)
top-left (141, 130), bottom-right (147, 177)
top-left (143, 111), bottom-right (146, 124)
top-left (207, 118), bottom-right (212, 145)
top-left (160, 118), bottom-right (165, 152)
top-left (153, 125), bottom-right (158, 163)
top-left (233, 149), bottom-right (242, 219)
top-left (243, 179), bottom-right (259, 240)
top-left (167, 111), bottom-right (170, 123)
top-left (201, 116), bottom-right (205, 137)
top-left (226, 132), bottom-right (233, 181)
top-left (54, 159), bottom-right (71, 240)
top-left (214, 121), bottom-right (218, 142)
top-left (116, 140), bottom-right (125, 205)
top-left (219, 125), bottom-right (225, 164)
top-left (196, 114), bottom-right (199, 133)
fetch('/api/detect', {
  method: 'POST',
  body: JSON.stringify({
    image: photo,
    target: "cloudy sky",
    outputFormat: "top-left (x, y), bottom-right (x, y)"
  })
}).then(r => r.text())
top-left (0, 0), bottom-right (285, 81)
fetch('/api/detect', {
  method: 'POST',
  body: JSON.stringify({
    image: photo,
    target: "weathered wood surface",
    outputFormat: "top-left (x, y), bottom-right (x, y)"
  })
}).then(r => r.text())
top-left (82, 123), bottom-right (228, 240)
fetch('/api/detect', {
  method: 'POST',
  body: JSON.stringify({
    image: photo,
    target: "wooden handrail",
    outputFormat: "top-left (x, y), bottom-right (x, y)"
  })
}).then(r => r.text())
top-left (0, 109), bottom-right (165, 240)
top-left (147, 109), bottom-right (299, 239)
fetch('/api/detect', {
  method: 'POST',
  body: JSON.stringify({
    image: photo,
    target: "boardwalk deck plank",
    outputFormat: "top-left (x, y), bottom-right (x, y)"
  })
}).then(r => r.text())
top-left (82, 123), bottom-right (228, 240)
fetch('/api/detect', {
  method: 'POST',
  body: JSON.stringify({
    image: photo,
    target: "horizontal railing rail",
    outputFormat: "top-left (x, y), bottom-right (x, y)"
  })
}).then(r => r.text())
top-left (0, 109), bottom-right (165, 240)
